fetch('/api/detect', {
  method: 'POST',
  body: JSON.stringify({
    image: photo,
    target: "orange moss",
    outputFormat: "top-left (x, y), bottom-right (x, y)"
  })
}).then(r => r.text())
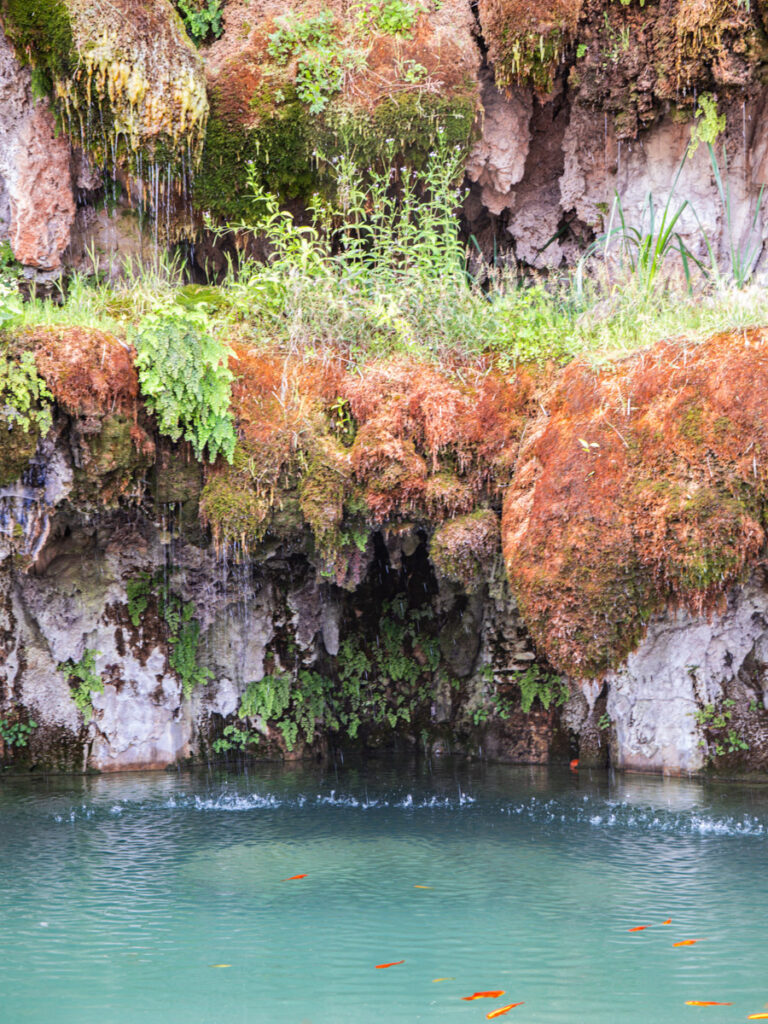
top-left (21, 326), bottom-right (154, 506)
top-left (200, 345), bottom-right (534, 566)
top-left (503, 329), bottom-right (768, 679)
top-left (31, 326), bottom-right (139, 419)
top-left (342, 356), bottom-right (529, 522)
top-left (478, 0), bottom-right (583, 93)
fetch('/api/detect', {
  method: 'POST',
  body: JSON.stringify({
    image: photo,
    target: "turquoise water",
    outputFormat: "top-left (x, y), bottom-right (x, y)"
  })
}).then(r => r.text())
top-left (2, 759), bottom-right (768, 1024)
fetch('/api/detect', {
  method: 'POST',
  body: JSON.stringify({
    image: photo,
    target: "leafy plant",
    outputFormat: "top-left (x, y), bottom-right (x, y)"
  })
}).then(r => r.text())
top-left (689, 94), bottom-right (725, 155)
top-left (517, 666), bottom-right (569, 714)
top-left (60, 649), bottom-right (104, 723)
top-left (0, 350), bottom-right (53, 435)
top-left (695, 698), bottom-right (736, 729)
top-left (598, 712), bottom-right (612, 730)
top-left (267, 10), bottom-right (351, 113)
top-left (133, 308), bottom-right (236, 463)
top-left (356, 0), bottom-right (417, 36)
top-left (397, 58), bottom-right (428, 83)
top-left (295, 46), bottom-right (346, 113)
top-left (175, 0), bottom-right (224, 44)
top-left (212, 723), bottom-right (259, 754)
top-left (0, 714), bottom-right (38, 749)
top-left (267, 10), bottom-right (336, 61)
top-left (126, 571), bottom-right (212, 698)
top-left (238, 671), bottom-right (324, 751)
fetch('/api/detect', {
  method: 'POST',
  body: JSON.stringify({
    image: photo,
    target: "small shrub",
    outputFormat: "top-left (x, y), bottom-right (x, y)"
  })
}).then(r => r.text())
top-left (133, 308), bottom-right (236, 463)
top-left (0, 714), bottom-right (38, 749)
top-left (175, 0), bottom-right (224, 44)
top-left (60, 649), bottom-right (104, 723)
top-left (355, 0), bottom-right (417, 36)
top-left (267, 10), bottom-right (350, 113)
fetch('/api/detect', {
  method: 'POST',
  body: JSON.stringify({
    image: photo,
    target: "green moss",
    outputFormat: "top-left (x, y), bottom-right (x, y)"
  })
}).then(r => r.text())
top-left (195, 90), bottom-right (478, 222)
top-left (299, 454), bottom-right (347, 564)
top-left (319, 92), bottom-right (478, 171)
top-left (198, 466), bottom-right (271, 550)
top-left (195, 94), bottom-right (316, 220)
top-left (0, 0), bottom-right (76, 96)
top-left (494, 27), bottom-right (568, 94)
top-left (679, 404), bottom-right (704, 443)
top-left (0, 421), bottom-right (39, 488)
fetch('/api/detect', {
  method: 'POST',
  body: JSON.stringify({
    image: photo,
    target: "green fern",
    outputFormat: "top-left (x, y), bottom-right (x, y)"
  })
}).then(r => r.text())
top-left (133, 308), bottom-right (236, 464)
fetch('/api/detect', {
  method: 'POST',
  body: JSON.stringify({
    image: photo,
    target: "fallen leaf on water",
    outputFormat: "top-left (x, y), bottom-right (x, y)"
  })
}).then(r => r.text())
top-left (432, 978), bottom-right (455, 983)
top-left (747, 1015), bottom-right (768, 1020)
top-left (209, 964), bottom-right (231, 968)
top-left (414, 885), bottom-right (433, 889)
top-left (375, 960), bottom-right (405, 969)
top-left (628, 926), bottom-right (649, 932)
top-left (674, 940), bottom-right (704, 947)
top-left (685, 1002), bottom-right (733, 1007)
top-left (462, 991), bottom-right (505, 1001)
top-left (486, 1003), bottom-right (524, 1019)
top-left (282, 874), bottom-right (307, 881)
top-left (662, 919), bottom-right (672, 925)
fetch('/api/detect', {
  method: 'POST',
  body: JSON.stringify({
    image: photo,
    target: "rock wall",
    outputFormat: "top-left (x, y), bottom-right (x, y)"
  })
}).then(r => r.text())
top-left (0, 27), bottom-right (75, 275)
top-left (2, 2), bottom-right (768, 278)
top-left (3, 327), bottom-right (768, 776)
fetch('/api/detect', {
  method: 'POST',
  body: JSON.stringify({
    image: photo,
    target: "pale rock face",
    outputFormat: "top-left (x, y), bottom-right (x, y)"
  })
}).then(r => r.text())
top-left (89, 647), bottom-right (190, 772)
top-left (466, 73), bottom-right (533, 215)
top-left (604, 573), bottom-right (768, 774)
top-left (0, 27), bottom-right (75, 271)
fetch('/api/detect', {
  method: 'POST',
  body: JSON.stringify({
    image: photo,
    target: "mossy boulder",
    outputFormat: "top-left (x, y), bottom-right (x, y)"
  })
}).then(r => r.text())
top-left (430, 509), bottom-right (501, 593)
top-left (503, 328), bottom-right (768, 679)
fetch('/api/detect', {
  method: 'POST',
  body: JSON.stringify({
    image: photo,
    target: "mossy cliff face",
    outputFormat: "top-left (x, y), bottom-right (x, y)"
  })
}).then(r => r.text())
top-left (565, 0), bottom-right (768, 139)
top-left (0, 0), bottom-right (208, 165)
top-left (196, 0), bottom-right (480, 218)
top-left (3, 326), bottom-right (768, 775)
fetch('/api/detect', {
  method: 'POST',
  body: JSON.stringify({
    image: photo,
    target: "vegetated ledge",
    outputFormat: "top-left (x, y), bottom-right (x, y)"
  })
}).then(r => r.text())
top-left (2, 323), bottom-right (768, 774)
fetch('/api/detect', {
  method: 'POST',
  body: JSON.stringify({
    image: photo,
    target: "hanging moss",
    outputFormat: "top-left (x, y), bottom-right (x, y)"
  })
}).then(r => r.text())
top-left (195, 89), bottom-right (478, 222)
top-left (298, 444), bottom-right (350, 566)
top-left (478, 0), bottom-right (583, 94)
top-left (199, 463), bottom-right (272, 552)
top-left (0, 421), bottom-right (39, 488)
top-left (1, 0), bottom-right (207, 171)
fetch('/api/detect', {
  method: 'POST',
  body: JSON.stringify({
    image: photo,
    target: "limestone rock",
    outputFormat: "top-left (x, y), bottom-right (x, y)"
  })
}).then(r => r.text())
top-left (0, 26), bottom-right (75, 271)
top-left (604, 572), bottom-right (768, 774)
top-left (466, 73), bottom-right (533, 215)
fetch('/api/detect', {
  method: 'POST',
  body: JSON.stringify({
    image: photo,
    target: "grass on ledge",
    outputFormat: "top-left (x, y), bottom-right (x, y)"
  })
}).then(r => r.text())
top-left (4, 137), bottom-right (768, 370)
